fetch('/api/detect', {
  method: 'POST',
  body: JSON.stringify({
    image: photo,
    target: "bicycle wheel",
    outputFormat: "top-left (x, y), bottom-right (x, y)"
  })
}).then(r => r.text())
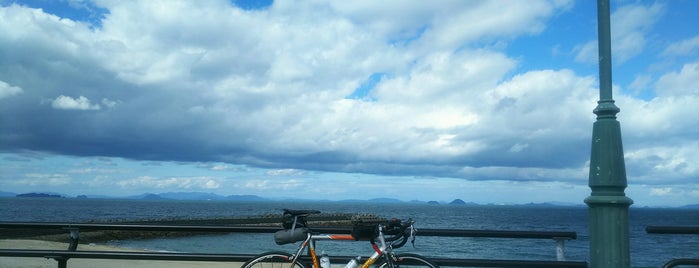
top-left (377, 253), bottom-right (439, 268)
top-left (241, 251), bottom-right (307, 268)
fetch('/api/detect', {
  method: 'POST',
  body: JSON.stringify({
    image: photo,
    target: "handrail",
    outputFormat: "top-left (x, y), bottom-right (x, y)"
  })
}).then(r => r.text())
top-left (662, 258), bottom-right (699, 268)
top-left (0, 222), bottom-right (278, 233)
top-left (0, 221), bottom-right (586, 268)
top-left (0, 222), bottom-right (577, 239)
top-left (416, 228), bottom-right (576, 239)
top-left (0, 250), bottom-right (588, 267)
top-left (647, 225), bottom-right (699, 268)
top-left (646, 226), bottom-right (699, 234)
top-left (0, 248), bottom-right (255, 261)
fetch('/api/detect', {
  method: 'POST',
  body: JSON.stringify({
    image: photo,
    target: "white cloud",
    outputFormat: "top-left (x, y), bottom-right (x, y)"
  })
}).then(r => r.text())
top-left (619, 62), bottom-right (699, 141)
top-left (575, 2), bottom-right (664, 64)
top-left (615, 62), bottom-right (699, 186)
top-left (266, 169), bottom-right (304, 176)
top-left (629, 75), bottom-right (652, 95)
top-left (649, 187), bottom-right (672, 196)
top-left (51, 95), bottom-right (101, 110)
top-left (655, 62), bottom-right (699, 97)
top-left (0, 80), bottom-right (22, 99)
top-left (116, 176), bottom-right (221, 190)
top-left (240, 179), bottom-right (303, 191)
top-left (691, 190), bottom-right (699, 198)
top-left (16, 173), bottom-right (72, 186)
top-left (210, 165), bottom-right (228, 171)
top-left (101, 98), bottom-right (118, 108)
top-left (573, 41), bottom-right (597, 64)
top-left (662, 35), bottom-right (699, 57)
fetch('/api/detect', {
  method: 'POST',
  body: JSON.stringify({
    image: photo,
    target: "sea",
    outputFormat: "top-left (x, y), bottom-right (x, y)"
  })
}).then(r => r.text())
top-left (1, 198), bottom-right (697, 268)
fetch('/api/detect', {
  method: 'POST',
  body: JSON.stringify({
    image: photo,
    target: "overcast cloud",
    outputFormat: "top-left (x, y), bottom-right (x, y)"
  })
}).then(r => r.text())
top-left (0, 0), bottom-right (697, 206)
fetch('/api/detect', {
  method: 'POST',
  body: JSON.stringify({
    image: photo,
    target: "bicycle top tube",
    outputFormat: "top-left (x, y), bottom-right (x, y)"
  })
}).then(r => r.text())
top-left (311, 234), bottom-right (355, 241)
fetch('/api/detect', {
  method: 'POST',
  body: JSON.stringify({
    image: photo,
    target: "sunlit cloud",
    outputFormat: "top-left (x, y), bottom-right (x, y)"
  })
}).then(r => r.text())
top-left (51, 95), bottom-right (101, 110)
top-left (0, 80), bottom-right (22, 99)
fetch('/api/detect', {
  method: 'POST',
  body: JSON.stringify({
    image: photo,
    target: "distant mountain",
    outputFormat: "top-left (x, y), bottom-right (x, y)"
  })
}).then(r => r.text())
top-left (159, 192), bottom-right (226, 200)
top-left (126, 193), bottom-right (168, 200)
top-left (368, 198), bottom-right (404, 203)
top-left (4, 190), bottom-right (697, 208)
top-left (16, 192), bottom-right (63, 198)
top-left (142, 193), bottom-right (166, 200)
top-left (449, 199), bottom-right (466, 205)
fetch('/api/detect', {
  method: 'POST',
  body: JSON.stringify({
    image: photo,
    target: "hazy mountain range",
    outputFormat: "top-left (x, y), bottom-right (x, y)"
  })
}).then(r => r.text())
top-left (3, 191), bottom-right (698, 208)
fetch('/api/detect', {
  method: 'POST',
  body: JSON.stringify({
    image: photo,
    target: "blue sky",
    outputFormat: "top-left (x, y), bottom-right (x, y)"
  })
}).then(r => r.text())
top-left (0, 0), bottom-right (697, 206)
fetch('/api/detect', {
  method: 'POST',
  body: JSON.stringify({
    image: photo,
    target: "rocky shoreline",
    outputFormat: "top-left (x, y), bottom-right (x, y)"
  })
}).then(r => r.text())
top-left (1, 213), bottom-right (385, 244)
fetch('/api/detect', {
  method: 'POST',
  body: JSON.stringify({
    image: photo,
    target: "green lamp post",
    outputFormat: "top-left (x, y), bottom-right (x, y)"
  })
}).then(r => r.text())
top-left (584, 0), bottom-right (634, 267)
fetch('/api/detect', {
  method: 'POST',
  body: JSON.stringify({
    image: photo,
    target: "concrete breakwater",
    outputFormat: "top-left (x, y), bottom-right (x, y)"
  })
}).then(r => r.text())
top-left (1, 213), bottom-right (385, 244)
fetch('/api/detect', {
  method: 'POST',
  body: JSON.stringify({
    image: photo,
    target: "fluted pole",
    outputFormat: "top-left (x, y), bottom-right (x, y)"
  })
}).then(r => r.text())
top-left (584, 0), bottom-right (633, 267)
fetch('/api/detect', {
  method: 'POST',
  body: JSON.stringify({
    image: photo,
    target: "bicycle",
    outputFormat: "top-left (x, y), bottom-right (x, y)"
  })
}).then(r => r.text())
top-left (241, 209), bottom-right (438, 268)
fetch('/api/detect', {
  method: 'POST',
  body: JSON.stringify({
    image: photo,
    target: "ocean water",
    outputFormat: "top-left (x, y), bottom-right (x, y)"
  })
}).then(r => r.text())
top-left (1, 198), bottom-right (698, 267)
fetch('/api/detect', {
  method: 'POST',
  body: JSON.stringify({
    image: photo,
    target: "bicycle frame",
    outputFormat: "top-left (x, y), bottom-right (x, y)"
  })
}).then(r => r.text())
top-left (290, 225), bottom-right (394, 268)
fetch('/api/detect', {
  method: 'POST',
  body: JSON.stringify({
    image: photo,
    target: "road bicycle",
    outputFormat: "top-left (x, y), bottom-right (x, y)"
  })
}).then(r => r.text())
top-left (241, 209), bottom-right (438, 268)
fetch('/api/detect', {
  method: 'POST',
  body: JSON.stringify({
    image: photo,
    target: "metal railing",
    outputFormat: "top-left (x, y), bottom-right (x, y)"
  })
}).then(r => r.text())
top-left (0, 222), bottom-right (587, 268)
top-left (646, 226), bottom-right (699, 268)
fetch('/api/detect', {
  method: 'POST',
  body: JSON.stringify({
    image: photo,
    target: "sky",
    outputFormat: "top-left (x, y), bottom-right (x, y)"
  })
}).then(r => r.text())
top-left (0, 0), bottom-right (697, 207)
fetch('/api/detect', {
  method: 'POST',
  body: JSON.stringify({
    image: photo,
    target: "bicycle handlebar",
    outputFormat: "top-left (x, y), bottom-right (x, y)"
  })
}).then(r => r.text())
top-left (380, 218), bottom-right (415, 249)
top-left (278, 209), bottom-right (416, 249)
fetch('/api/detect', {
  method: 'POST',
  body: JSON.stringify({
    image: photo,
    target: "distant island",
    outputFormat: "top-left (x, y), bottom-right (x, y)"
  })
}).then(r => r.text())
top-left (449, 199), bottom-right (466, 205)
top-left (16, 193), bottom-right (63, 198)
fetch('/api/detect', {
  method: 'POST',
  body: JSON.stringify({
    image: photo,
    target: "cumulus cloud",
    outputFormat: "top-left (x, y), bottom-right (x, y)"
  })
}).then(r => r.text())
top-left (0, 80), bottom-right (22, 99)
top-left (655, 62), bottom-right (699, 96)
top-left (650, 187), bottom-right (672, 196)
top-left (117, 176), bottom-right (221, 190)
top-left (51, 95), bottom-right (101, 110)
top-left (15, 173), bottom-right (72, 186)
top-left (575, 2), bottom-right (664, 64)
top-left (266, 169), bottom-right (304, 176)
top-left (240, 179), bottom-right (303, 191)
top-left (616, 60), bottom-right (699, 185)
top-left (0, 0), bottom-right (696, 195)
top-left (662, 36), bottom-right (699, 57)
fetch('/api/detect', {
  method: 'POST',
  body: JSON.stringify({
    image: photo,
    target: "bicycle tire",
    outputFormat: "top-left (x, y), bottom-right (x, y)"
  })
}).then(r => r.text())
top-left (377, 253), bottom-right (439, 268)
top-left (241, 251), bottom-right (307, 268)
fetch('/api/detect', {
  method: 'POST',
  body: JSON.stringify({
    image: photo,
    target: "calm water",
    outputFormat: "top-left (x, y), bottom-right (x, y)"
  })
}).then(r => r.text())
top-left (1, 198), bottom-right (698, 267)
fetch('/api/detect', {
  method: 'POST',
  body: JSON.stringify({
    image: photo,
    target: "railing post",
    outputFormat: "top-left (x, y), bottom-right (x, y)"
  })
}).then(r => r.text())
top-left (584, 0), bottom-right (633, 267)
top-left (68, 228), bottom-right (80, 251)
top-left (553, 237), bottom-right (567, 261)
top-left (55, 257), bottom-right (68, 268)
